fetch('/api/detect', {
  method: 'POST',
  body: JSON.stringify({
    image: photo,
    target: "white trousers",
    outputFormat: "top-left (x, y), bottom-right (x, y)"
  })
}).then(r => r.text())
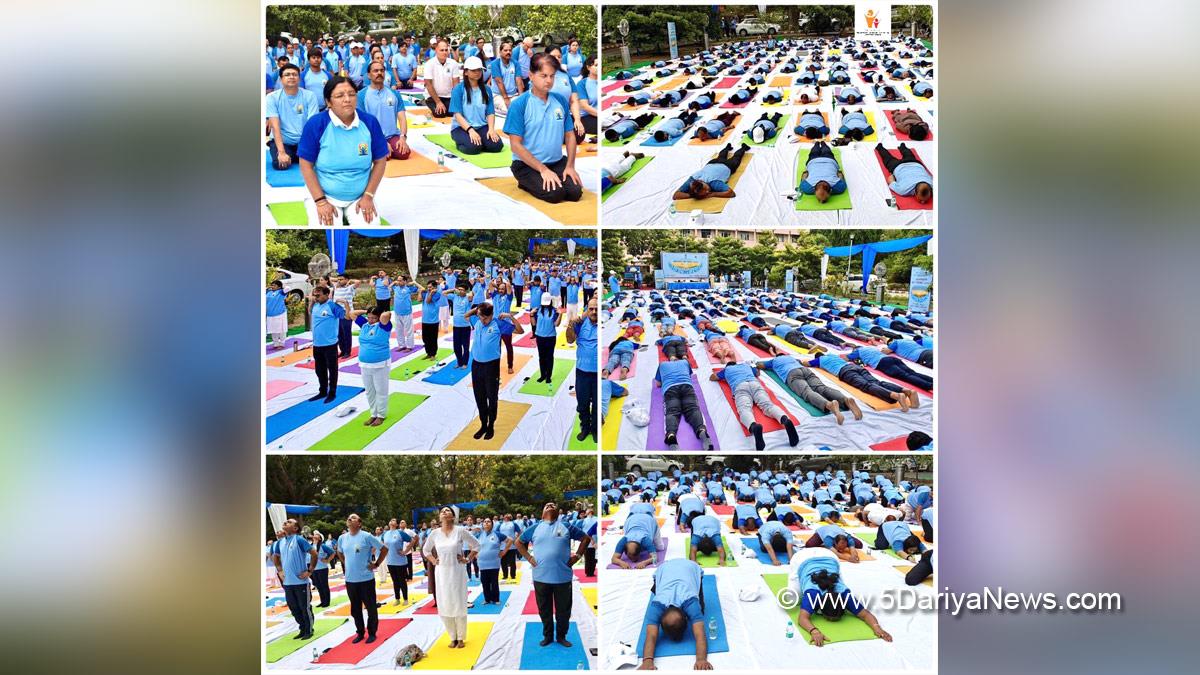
top-left (304, 195), bottom-right (374, 227)
top-left (440, 614), bottom-right (468, 641)
top-left (361, 363), bottom-right (390, 418)
top-left (393, 312), bottom-right (415, 349)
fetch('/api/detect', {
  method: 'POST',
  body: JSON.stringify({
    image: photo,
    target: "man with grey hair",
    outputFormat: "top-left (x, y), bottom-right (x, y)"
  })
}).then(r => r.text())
top-left (516, 37), bottom-right (534, 91)
top-left (273, 518), bottom-right (317, 640)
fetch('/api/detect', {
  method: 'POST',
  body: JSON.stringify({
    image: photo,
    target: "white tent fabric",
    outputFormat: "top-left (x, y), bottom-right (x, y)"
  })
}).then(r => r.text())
top-left (403, 229), bottom-right (420, 281)
top-left (268, 503), bottom-right (287, 535)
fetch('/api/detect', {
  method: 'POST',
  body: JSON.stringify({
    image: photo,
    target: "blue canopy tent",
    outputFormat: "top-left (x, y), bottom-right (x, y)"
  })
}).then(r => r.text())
top-left (265, 502), bottom-right (334, 515)
top-left (325, 229), bottom-right (461, 274)
top-left (824, 234), bottom-right (932, 292)
top-left (527, 237), bottom-right (598, 253)
top-left (410, 488), bottom-right (595, 523)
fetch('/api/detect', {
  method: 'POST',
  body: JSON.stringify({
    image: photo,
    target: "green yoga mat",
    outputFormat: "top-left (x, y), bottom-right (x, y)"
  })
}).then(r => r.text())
top-left (425, 133), bottom-right (512, 168)
top-left (518, 358), bottom-right (573, 396)
top-left (764, 371), bottom-right (828, 418)
top-left (267, 201), bottom-right (393, 226)
top-left (761, 574), bottom-right (878, 644)
top-left (567, 415), bottom-right (597, 450)
top-left (307, 393), bottom-right (430, 450)
top-left (794, 147), bottom-right (852, 211)
top-left (602, 115), bottom-right (660, 147)
top-left (742, 114), bottom-right (791, 147)
top-left (266, 618), bottom-right (346, 662)
top-left (391, 348), bottom-right (452, 380)
top-left (601, 156), bottom-right (654, 202)
top-left (684, 536), bottom-right (738, 567)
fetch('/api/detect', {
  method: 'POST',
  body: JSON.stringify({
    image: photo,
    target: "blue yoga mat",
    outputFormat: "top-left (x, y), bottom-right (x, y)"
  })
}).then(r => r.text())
top-left (468, 590), bottom-right (511, 614)
top-left (265, 386), bottom-right (365, 444)
top-left (636, 574), bottom-right (729, 657)
top-left (641, 132), bottom-right (687, 147)
top-left (741, 536), bottom-right (789, 565)
top-left (423, 356), bottom-right (472, 385)
top-left (264, 150), bottom-right (305, 187)
top-left (520, 622), bottom-right (588, 670)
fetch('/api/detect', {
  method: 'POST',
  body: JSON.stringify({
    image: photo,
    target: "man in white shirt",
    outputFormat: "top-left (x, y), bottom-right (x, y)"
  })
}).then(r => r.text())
top-left (423, 38), bottom-right (461, 118)
top-left (332, 276), bottom-right (358, 358)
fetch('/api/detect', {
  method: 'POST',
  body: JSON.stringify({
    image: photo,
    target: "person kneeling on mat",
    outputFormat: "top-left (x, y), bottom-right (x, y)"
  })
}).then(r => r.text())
top-left (834, 85), bottom-right (863, 104)
top-left (793, 551), bottom-right (892, 647)
top-left (612, 511), bottom-right (660, 569)
top-left (687, 514), bottom-right (726, 566)
top-left (757, 519), bottom-right (795, 566)
top-left (639, 559), bottom-right (712, 670)
top-left (449, 56), bottom-right (503, 155)
top-left (711, 361), bottom-right (799, 451)
top-left (503, 53), bottom-right (583, 204)
top-left (806, 524), bottom-right (864, 563)
top-left (876, 520), bottom-right (926, 562)
top-left (655, 354), bottom-right (715, 451)
top-left (732, 502), bottom-right (761, 535)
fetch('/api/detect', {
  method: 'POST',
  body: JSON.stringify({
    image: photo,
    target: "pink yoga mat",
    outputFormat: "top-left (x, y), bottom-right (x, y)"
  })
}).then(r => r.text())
top-left (602, 348), bottom-right (637, 378)
top-left (713, 76), bottom-right (742, 88)
top-left (266, 380), bottom-right (305, 400)
top-left (575, 568), bottom-right (597, 583)
top-left (602, 80), bottom-right (628, 95)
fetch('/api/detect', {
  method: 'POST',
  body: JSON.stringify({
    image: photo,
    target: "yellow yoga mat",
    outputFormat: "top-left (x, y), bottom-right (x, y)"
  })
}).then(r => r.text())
top-left (653, 75), bottom-right (688, 91)
top-left (672, 151), bottom-right (753, 214)
top-left (577, 143), bottom-right (598, 157)
top-left (377, 591), bottom-right (430, 614)
top-left (501, 569), bottom-right (524, 585)
top-left (602, 402), bottom-right (624, 451)
top-left (267, 346), bottom-right (313, 367)
top-left (446, 401), bottom-right (531, 451)
top-left (555, 327), bottom-right (577, 350)
top-left (581, 586), bottom-right (599, 614)
top-left (767, 334), bottom-right (819, 355)
top-left (896, 565), bottom-right (934, 587)
top-left (689, 113), bottom-right (742, 146)
top-left (715, 319), bottom-right (741, 333)
top-left (406, 112), bottom-right (441, 128)
top-left (837, 110), bottom-right (878, 142)
top-left (384, 151), bottom-right (452, 178)
top-left (475, 177), bottom-right (598, 226)
top-left (470, 353), bottom-right (533, 390)
top-left (413, 621), bottom-right (494, 670)
top-left (769, 75), bottom-right (791, 87)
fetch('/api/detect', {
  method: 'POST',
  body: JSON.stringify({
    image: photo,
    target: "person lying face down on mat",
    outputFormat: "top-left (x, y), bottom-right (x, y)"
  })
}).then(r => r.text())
top-left (601, 150), bottom-right (647, 192)
top-left (846, 345), bottom-right (933, 393)
top-left (875, 142), bottom-right (933, 203)
top-left (711, 360), bottom-right (800, 450)
top-left (835, 108), bottom-right (875, 141)
top-left (757, 354), bottom-right (862, 425)
top-left (502, 53), bottom-right (583, 204)
top-left (793, 108), bottom-right (830, 140)
top-left (792, 551), bottom-right (892, 647)
top-left (651, 110), bottom-right (700, 142)
top-left (807, 351), bottom-right (919, 411)
top-left (746, 112), bottom-right (785, 143)
top-left (757, 519), bottom-right (796, 566)
top-left (652, 87), bottom-right (688, 108)
top-left (699, 325), bottom-right (737, 362)
top-left (805, 524), bottom-right (864, 563)
top-left (795, 140), bottom-right (849, 204)
top-left (655, 354), bottom-right (715, 451)
top-left (691, 111), bottom-right (740, 143)
top-left (732, 502), bottom-right (762, 535)
top-left (605, 113), bottom-right (656, 142)
top-left (782, 320), bottom-right (847, 350)
top-left (604, 336), bottom-right (638, 378)
top-left (771, 503), bottom-right (803, 527)
top-left (735, 324), bottom-right (781, 355)
top-left (687, 514), bottom-right (727, 566)
top-left (613, 511), bottom-right (661, 569)
top-left (910, 81), bottom-right (933, 98)
top-left (639, 559), bottom-right (712, 670)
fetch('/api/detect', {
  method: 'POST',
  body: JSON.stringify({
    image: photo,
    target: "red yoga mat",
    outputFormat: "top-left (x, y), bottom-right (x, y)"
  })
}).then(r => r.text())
top-left (883, 109), bottom-right (935, 141)
top-left (712, 369), bottom-right (788, 434)
top-left (316, 618), bottom-right (412, 664)
top-left (521, 590), bottom-right (540, 615)
top-left (734, 334), bottom-right (776, 359)
top-left (575, 568), bottom-right (597, 583)
top-left (297, 347), bottom-right (358, 369)
top-left (602, 80), bottom-right (628, 95)
top-left (874, 147), bottom-right (934, 211)
top-left (713, 76), bottom-right (742, 88)
top-left (710, 503), bottom-right (735, 516)
top-left (870, 435), bottom-right (911, 451)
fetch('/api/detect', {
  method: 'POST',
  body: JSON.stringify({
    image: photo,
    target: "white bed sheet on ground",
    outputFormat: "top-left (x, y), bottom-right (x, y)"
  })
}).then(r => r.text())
top-left (599, 498), bottom-right (934, 670)
top-left (601, 51), bottom-right (934, 228)
top-left (267, 560), bottom-right (598, 670)
top-left (604, 293), bottom-right (931, 451)
top-left (265, 329), bottom-right (580, 451)
top-left (262, 114), bottom-right (599, 227)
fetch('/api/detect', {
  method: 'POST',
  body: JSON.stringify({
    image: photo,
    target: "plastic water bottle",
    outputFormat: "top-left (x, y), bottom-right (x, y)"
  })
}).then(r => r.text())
top-left (437, 152), bottom-right (445, 167)
top-left (312, 647), bottom-right (319, 662)
top-left (785, 620), bottom-right (795, 639)
top-left (669, 203), bottom-right (677, 215)
top-left (576, 659), bottom-right (586, 670)
top-left (708, 617), bottom-right (718, 640)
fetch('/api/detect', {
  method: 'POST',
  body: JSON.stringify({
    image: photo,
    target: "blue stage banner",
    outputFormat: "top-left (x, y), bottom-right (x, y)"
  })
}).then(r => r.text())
top-left (661, 252), bottom-right (709, 279)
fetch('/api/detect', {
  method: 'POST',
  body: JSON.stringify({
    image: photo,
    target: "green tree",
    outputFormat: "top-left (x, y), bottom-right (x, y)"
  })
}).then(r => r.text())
top-left (892, 5), bottom-right (934, 39)
top-left (707, 236), bottom-right (747, 278)
top-left (266, 5), bottom-right (385, 41)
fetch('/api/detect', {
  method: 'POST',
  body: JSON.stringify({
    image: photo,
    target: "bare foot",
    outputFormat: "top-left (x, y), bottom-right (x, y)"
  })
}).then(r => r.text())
top-left (828, 402), bottom-right (845, 425)
top-left (906, 390), bottom-right (920, 408)
top-left (892, 391), bottom-right (910, 412)
top-left (846, 398), bottom-right (864, 420)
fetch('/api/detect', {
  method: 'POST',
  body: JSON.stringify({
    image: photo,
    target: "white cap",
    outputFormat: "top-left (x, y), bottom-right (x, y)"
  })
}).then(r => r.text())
top-left (430, 37), bottom-right (438, 45)
top-left (290, 37), bottom-right (299, 44)
top-left (541, 294), bottom-right (553, 306)
top-left (463, 56), bottom-right (484, 70)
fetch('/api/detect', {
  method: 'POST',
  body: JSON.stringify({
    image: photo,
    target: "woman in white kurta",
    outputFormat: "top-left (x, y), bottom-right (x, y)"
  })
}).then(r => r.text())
top-left (421, 507), bottom-right (481, 648)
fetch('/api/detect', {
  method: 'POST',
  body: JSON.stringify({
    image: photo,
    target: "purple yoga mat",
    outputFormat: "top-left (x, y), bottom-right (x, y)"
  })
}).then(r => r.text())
top-left (647, 374), bottom-right (720, 451)
top-left (606, 537), bottom-right (667, 569)
top-left (266, 337), bottom-right (311, 354)
top-left (340, 344), bottom-right (423, 374)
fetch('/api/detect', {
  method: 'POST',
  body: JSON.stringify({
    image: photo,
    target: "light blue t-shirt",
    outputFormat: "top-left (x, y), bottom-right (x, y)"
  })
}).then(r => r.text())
top-left (561, 50), bottom-right (584, 78)
top-left (390, 51), bottom-right (417, 80)
top-left (882, 520), bottom-right (923, 553)
top-left (338, 530), bottom-right (384, 583)
top-left (311, 299), bottom-right (346, 347)
top-left (717, 362), bottom-right (757, 390)
top-left (575, 317), bottom-right (598, 372)
top-left (265, 88), bottom-right (321, 145)
top-left (680, 162), bottom-right (732, 193)
top-left (849, 347), bottom-right (884, 368)
top-left (655, 359), bottom-right (694, 393)
top-left (277, 534), bottom-right (313, 586)
top-left (758, 520), bottom-right (794, 548)
top-left (907, 486), bottom-right (933, 509)
top-left (690, 514), bottom-right (721, 543)
top-left (451, 294), bottom-right (472, 328)
top-left (760, 355), bottom-right (802, 380)
top-left (534, 308), bottom-right (558, 338)
top-left (836, 86), bottom-right (862, 102)
top-left (469, 315), bottom-right (510, 362)
top-left (841, 111), bottom-right (871, 131)
top-left (357, 85), bottom-right (406, 138)
top-left (420, 290), bottom-right (442, 323)
top-left (519, 520), bottom-right (586, 584)
top-left (355, 316), bottom-right (393, 364)
top-left (490, 58), bottom-right (519, 96)
top-left (646, 559), bottom-right (704, 626)
top-left (450, 82), bottom-right (496, 129)
top-left (890, 338), bottom-right (926, 360)
top-left (576, 77), bottom-right (597, 115)
top-left (392, 283), bottom-right (417, 314)
top-left (797, 556), bottom-right (862, 615)
top-left (811, 353), bottom-right (850, 376)
top-left (297, 111), bottom-right (389, 202)
top-left (266, 289), bottom-right (286, 317)
top-left (382, 529), bottom-right (412, 566)
top-left (476, 530), bottom-right (508, 570)
top-left (503, 92), bottom-right (573, 165)
top-left (300, 67), bottom-right (332, 107)
top-left (734, 503), bottom-right (760, 527)
top-left (890, 160), bottom-right (933, 196)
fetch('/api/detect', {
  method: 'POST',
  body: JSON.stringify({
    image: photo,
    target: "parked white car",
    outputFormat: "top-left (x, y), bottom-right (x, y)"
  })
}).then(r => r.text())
top-left (624, 455), bottom-right (681, 475)
top-left (734, 19), bottom-right (781, 36)
top-left (272, 268), bottom-right (312, 305)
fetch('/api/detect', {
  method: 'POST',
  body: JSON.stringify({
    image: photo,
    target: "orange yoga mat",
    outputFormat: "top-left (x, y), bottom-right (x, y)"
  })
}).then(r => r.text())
top-left (384, 151), bottom-right (452, 178)
top-left (475, 177), bottom-right (597, 226)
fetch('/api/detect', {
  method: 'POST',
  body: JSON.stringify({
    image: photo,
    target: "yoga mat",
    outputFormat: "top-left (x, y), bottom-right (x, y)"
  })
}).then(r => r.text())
top-left (719, 93), bottom-right (754, 108)
top-left (712, 371), bottom-right (788, 434)
top-left (445, 400), bottom-right (530, 451)
top-left (740, 536), bottom-right (793, 565)
top-left (267, 379), bottom-right (305, 400)
top-left (837, 109), bottom-right (879, 142)
top-left (574, 567), bottom-right (597, 583)
top-left (390, 348), bottom-right (453, 380)
top-left (296, 347), bottom-right (358, 369)
top-left (870, 435), bottom-right (911, 451)
top-left (567, 414), bottom-right (596, 450)
top-left (413, 591), bottom-right (510, 615)
top-left (741, 114), bottom-right (791, 147)
top-left (640, 129), bottom-right (688, 147)
top-left (656, 343), bottom-right (697, 368)
top-left (688, 113), bottom-right (741, 145)
top-left (602, 400), bottom-right (624, 451)
top-left (793, 112), bottom-right (830, 143)
top-left (266, 337), bottom-right (311, 354)
top-left (602, 79), bottom-right (628, 95)
top-left (422, 356), bottom-right (473, 385)
top-left (713, 76), bottom-right (743, 89)
top-left (653, 75), bottom-right (687, 91)
top-left (266, 386), bottom-right (365, 444)
top-left (411, 621), bottom-right (493, 670)
top-left (307, 393), bottom-right (429, 451)
top-left (766, 334), bottom-right (820, 357)
top-left (896, 564), bottom-right (934, 587)
top-left (685, 536), bottom-right (737, 567)
top-left (265, 150), bottom-right (304, 187)
top-left (519, 622), bottom-right (589, 670)
top-left (607, 537), bottom-right (667, 569)
top-left (265, 618), bottom-right (346, 663)
top-left (582, 586), bottom-right (599, 613)
top-left (267, 345), bottom-right (314, 367)
top-left (769, 75), bottom-right (792, 87)
top-left (475, 177), bottom-right (597, 226)
top-left (376, 592), bottom-right (429, 614)
top-left (578, 142), bottom-right (598, 157)
top-left (647, 374), bottom-right (720, 451)
top-left (384, 151), bottom-right (452, 178)
top-left (316, 618), bottom-right (412, 664)
top-left (265, 201), bottom-right (391, 226)
top-left (636, 574), bottom-right (729, 657)
top-left (761, 574), bottom-right (879, 644)
top-left (602, 348), bottom-right (638, 379)
top-left (764, 370), bottom-right (829, 418)
top-left (671, 151), bottom-right (753, 214)
top-left (794, 147), bottom-right (852, 211)
top-left (883, 108), bottom-right (934, 141)
top-left (874, 146), bottom-right (933, 210)
top-left (813, 366), bottom-right (899, 411)
top-left (603, 116), bottom-right (658, 147)
top-left (709, 503), bottom-right (734, 516)
top-left (518, 358), bottom-right (573, 396)
top-left (425, 133), bottom-right (513, 168)
top-left (468, 353), bottom-right (532, 390)
top-left (601, 156), bottom-right (654, 201)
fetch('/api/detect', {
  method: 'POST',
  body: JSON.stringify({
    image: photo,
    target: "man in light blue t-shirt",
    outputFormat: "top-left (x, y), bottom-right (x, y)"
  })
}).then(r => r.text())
top-left (515, 503), bottom-right (590, 647)
top-left (674, 141), bottom-right (750, 201)
top-left (265, 64), bottom-right (320, 170)
top-left (502, 52), bottom-right (582, 204)
top-left (337, 514), bottom-right (387, 643)
top-left (272, 518), bottom-right (317, 639)
top-left (640, 559), bottom-right (711, 670)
